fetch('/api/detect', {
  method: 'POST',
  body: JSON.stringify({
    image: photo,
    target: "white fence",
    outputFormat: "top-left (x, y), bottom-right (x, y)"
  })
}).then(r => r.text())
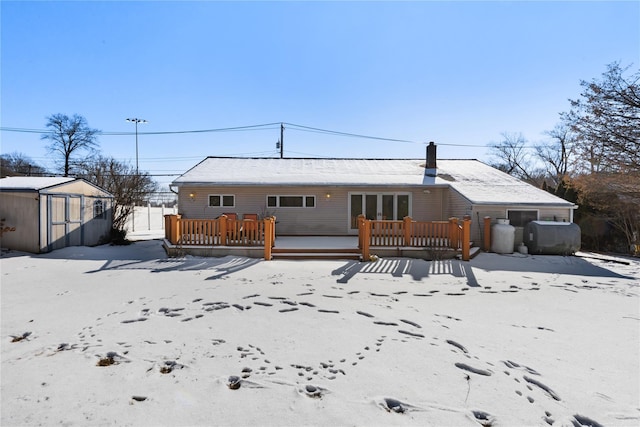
top-left (124, 204), bottom-right (178, 233)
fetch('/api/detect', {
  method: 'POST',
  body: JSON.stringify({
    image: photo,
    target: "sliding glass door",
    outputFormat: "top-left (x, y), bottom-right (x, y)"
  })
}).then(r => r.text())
top-left (349, 193), bottom-right (410, 232)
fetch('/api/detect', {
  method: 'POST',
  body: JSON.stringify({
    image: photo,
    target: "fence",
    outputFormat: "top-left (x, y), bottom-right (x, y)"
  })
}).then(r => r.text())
top-left (125, 204), bottom-right (178, 233)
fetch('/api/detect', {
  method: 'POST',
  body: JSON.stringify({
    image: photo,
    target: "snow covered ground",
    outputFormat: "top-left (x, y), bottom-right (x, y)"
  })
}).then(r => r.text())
top-left (1, 237), bottom-right (639, 426)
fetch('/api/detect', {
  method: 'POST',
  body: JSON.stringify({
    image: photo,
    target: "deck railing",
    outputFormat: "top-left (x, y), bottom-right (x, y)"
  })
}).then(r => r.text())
top-left (164, 214), bottom-right (276, 258)
top-left (165, 214), bottom-right (471, 261)
top-left (358, 215), bottom-right (471, 261)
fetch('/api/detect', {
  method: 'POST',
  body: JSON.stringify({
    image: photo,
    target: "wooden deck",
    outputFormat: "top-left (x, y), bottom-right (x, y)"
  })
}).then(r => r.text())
top-left (163, 215), bottom-right (474, 261)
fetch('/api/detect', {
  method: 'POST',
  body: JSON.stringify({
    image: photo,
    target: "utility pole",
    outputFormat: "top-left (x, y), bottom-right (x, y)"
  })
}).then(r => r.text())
top-left (280, 123), bottom-right (284, 159)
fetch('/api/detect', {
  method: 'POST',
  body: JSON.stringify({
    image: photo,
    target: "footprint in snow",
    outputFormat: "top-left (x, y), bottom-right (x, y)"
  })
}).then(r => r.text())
top-left (471, 410), bottom-right (495, 426)
top-left (455, 362), bottom-right (492, 376)
top-left (380, 397), bottom-right (406, 413)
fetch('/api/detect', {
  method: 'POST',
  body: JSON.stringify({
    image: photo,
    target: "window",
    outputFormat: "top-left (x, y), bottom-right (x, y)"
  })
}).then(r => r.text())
top-left (94, 200), bottom-right (106, 220)
top-left (208, 194), bottom-right (235, 207)
top-left (507, 210), bottom-right (538, 227)
top-left (266, 195), bottom-right (316, 208)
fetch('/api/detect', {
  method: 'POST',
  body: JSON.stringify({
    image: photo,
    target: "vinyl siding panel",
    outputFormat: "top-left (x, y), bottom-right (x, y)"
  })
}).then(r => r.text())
top-left (178, 186), bottom-right (451, 235)
top-left (0, 192), bottom-right (40, 253)
top-left (82, 196), bottom-right (113, 246)
top-left (177, 185), bottom-right (574, 240)
top-left (448, 189), bottom-right (473, 219)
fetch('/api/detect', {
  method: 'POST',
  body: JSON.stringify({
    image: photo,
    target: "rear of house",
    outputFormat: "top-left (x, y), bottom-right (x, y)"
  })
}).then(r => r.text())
top-left (0, 177), bottom-right (113, 253)
top-left (171, 146), bottom-right (576, 250)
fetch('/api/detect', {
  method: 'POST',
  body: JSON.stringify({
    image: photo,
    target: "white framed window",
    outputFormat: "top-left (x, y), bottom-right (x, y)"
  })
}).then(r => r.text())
top-left (266, 195), bottom-right (316, 208)
top-left (507, 209), bottom-right (538, 227)
top-left (94, 200), bottom-right (106, 220)
top-left (208, 194), bottom-right (235, 207)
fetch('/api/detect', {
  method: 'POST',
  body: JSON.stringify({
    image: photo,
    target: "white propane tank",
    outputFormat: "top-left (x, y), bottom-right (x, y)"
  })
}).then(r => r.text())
top-left (491, 218), bottom-right (515, 254)
top-left (518, 243), bottom-right (528, 254)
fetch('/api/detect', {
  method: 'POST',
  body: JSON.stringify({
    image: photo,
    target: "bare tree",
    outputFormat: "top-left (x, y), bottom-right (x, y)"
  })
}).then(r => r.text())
top-left (0, 152), bottom-right (49, 177)
top-left (488, 132), bottom-right (543, 185)
top-left (41, 114), bottom-right (100, 177)
top-left (559, 63), bottom-right (640, 254)
top-left (534, 124), bottom-right (577, 189)
top-left (563, 62), bottom-right (640, 174)
top-left (78, 156), bottom-right (158, 232)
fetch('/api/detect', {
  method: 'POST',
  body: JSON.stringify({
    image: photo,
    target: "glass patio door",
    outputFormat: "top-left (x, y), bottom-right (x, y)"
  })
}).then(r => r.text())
top-left (349, 193), bottom-right (410, 233)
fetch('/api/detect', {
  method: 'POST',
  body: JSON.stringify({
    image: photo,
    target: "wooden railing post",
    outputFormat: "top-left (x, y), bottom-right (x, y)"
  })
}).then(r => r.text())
top-left (219, 215), bottom-right (228, 246)
top-left (361, 219), bottom-right (371, 261)
top-left (264, 217), bottom-right (273, 260)
top-left (164, 215), bottom-right (171, 242)
top-left (403, 216), bottom-right (412, 246)
top-left (357, 214), bottom-right (365, 249)
top-left (167, 214), bottom-right (180, 244)
top-left (271, 216), bottom-right (276, 247)
top-left (462, 217), bottom-right (471, 261)
top-left (449, 217), bottom-right (459, 249)
top-left (483, 216), bottom-right (491, 252)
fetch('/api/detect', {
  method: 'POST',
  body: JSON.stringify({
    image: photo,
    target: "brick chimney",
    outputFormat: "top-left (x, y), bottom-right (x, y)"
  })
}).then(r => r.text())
top-left (426, 141), bottom-right (437, 173)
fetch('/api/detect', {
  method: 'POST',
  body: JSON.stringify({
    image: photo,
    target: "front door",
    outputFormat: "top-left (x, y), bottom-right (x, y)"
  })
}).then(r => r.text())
top-left (349, 193), bottom-right (410, 233)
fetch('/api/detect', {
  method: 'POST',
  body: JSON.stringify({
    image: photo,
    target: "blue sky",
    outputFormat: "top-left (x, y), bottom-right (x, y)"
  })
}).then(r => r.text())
top-left (1, 1), bottom-right (638, 189)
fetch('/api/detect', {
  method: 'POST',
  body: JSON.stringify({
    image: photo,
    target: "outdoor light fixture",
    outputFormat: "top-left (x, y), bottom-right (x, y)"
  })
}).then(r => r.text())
top-left (189, 192), bottom-right (196, 200)
top-left (325, 192), bottom-right (331, 199)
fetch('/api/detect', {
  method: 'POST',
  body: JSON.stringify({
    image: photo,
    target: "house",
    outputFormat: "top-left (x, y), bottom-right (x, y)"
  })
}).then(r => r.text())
top-left (0, 177), bottom-right (113, 253)
top-left (170, 143), bottom-right (577, 248)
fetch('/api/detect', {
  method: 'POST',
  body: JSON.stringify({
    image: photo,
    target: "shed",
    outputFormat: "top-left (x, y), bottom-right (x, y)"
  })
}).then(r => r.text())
top-left (0, 177), bottom-right (114, 253)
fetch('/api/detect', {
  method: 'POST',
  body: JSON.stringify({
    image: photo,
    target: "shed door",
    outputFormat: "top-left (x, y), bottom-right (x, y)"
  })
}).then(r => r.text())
top-left (49, 195), bottom-right (83, 250)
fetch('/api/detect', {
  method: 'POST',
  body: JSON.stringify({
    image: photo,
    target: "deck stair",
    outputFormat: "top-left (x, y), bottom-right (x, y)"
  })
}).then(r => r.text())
top-left (271, 247), bottom-right (362, 260)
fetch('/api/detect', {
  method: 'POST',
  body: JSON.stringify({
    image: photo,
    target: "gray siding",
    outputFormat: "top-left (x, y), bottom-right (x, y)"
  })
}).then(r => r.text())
top-left (447, 189), bottom-right (473, 219)
top-left (178, 186), bottom-right (451, 235)
top-left (82, 196), bottom-right (113, 246)
top-left (0, 192), bottom-right (40, 253)
top-left (177, 185), bottom-right (574, 240)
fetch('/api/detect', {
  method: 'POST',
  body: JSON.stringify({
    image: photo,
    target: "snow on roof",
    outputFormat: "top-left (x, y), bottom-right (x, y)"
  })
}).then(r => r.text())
top-left (441, 160), bottom-right (573, 206)
top-left (0, 176), bottom-right (76, 191)
top-left (172, 157), bottom-right (573, 206)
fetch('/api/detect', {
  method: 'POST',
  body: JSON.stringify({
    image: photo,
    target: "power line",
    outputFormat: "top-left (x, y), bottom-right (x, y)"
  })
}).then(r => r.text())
top-left (283, 122), bottom-right (420, 144)
top-left (0, 123), bottom-right (281, 136)
top-left (0, 121), bottom-right (509, 149)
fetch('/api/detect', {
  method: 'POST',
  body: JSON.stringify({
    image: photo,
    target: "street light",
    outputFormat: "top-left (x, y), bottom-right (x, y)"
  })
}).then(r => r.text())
top-left (126, 118), bottom-right (147, 174)
top-left (126, 118), bottom-right (147, 232)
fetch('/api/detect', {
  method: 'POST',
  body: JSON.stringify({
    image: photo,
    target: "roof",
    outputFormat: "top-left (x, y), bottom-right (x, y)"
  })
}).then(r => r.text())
top-left (172, 157), bottom-right (574, 207)
top-left (0, 176), bottom-right (76, 191)
top-left (0, 177), bottom-right (114, 198)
